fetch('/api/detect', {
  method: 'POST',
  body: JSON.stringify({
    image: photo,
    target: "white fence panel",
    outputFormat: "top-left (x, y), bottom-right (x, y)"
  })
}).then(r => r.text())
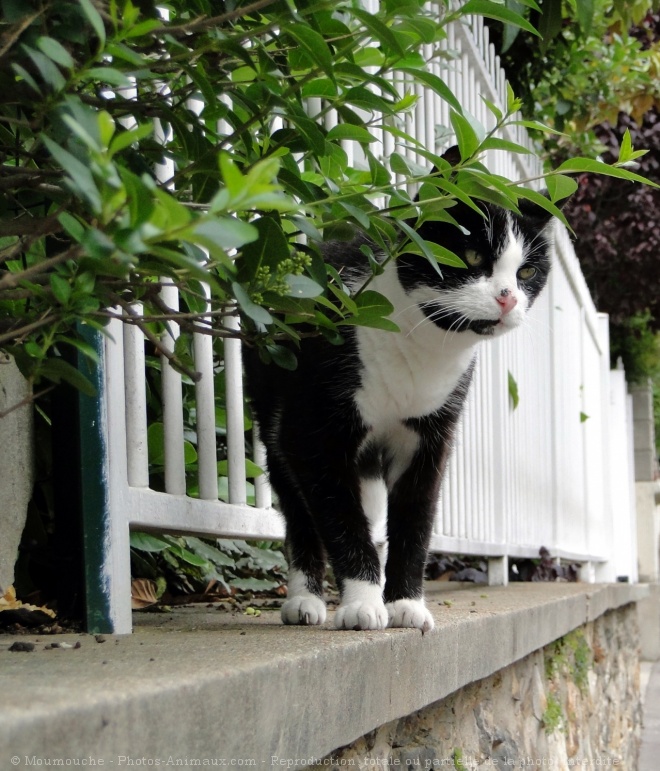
top-left (95, 11), bottom-right (639, 632)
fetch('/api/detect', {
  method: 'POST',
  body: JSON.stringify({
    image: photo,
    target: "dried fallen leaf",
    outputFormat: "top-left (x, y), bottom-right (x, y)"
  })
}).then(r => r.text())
top-left (0, 586), bottom-right (56, 627)
top-left (131, 579), bottom-right (159, 610)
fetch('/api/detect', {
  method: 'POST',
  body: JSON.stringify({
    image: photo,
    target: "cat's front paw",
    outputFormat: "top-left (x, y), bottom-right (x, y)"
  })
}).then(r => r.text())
top-left (281, 596), bottom-right (327, 626)
top-left (335, 601), bottom-right (389, 631)
top-left (386, 599), bottom-right (435, 633)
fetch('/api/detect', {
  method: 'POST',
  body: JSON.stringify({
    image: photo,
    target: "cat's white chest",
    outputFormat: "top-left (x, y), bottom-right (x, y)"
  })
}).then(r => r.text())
top-left (352, 266), bottom-right (477, 430)
top-left (353, 326), bottom-right (474, 428)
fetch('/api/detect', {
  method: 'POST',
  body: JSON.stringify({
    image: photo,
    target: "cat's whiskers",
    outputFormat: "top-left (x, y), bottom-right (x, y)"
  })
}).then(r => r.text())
top-left (408, 300), bottom-right (470, 337)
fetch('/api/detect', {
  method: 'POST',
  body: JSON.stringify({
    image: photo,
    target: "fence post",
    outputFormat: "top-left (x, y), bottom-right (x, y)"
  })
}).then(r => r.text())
top-left (76, 324), bottom-right (132, 633)
top-left (488, 556), bottom-right (509, 587)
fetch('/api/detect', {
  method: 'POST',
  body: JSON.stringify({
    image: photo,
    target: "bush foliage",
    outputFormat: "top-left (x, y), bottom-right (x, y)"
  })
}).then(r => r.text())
top-left (1, 0), bottom-right (654, 413)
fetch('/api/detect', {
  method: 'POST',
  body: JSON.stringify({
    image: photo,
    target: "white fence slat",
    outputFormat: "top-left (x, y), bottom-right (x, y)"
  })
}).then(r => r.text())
top-left (224, 313), bottom-right (247, 506)
top-left (193, 285), bottom-right (219, 501)
top-left (103, 317), bottom-right (134, 634)
top-left (159, 280), bottom-right (187, 496)
top-left (123, 306), bottom-right (149, 488)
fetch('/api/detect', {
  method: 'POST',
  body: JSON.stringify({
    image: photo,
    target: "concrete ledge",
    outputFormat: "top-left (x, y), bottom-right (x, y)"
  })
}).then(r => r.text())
top-left (0, 583), bottom-right (647, 765)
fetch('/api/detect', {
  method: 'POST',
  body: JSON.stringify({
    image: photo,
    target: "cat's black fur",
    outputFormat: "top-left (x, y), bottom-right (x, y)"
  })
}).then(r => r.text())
top-left (244, 189), bottom-right (556, 632)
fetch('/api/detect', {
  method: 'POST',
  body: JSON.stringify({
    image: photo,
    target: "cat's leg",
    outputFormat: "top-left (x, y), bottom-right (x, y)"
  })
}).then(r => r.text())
top-left (384, 455), bottom-right (438, 632)
top-left (273, 412), bottom-right (387, 630)
top-left (303, 475), bottom-right (388, 631)
top-left (357, 440), bottom-right (388, 589)
top-left (384, 428), bottom-right (455, 633)
top-left (264, 445), bottom-right (327, 626)
top-left (360, 476), bottom-right (388, 588)
top-left (281, 528), bottom-right (327, 626)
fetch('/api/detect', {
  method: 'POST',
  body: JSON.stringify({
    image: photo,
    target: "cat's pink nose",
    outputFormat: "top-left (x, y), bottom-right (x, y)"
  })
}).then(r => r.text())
top-left (496, 290), bottom-right (517, 315)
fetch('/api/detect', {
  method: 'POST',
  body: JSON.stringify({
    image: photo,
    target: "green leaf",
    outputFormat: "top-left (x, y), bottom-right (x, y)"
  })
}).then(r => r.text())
top-left (147, 423), bottom-right (197, 467)
top-left (580, 411), bottom-right (590, 423)
top-left (42, 136), bottom-right (101, 212)
top-left (21, 45), bottom-right (66, 91)
top-left (545, 174), bottom-right (578, 203)
top-left (59, 335), bottom-right (100, 364)
top-left (217, 459), bottom-right (264, 478)
top-left (424, 175), bottom-right (486, 216)
top-left (232, 282), bottom-right (273, 326)
top-left (480, 138), bottom-right (533, 155)
top-left (58, 212), bottom-right (86, 242)
top-left (77, 0), bottom-right (106, 47)
top-left (39, 358), bottom-right (96, 396)
top-left (36, 36), bottom-right (75, 68)
top-left (398, 67), bottom-right (463, 115)
top-left (515, 187), bottom-right (568, 226)
top-left (130, 532), bottom-right (172, 552)
top-left (460, 0), bottom-right (541, 37)
top-left (342, 291), bottom-right (398, 331)
top-left (193, 217), bottom-right (259, 251)
top-left (351, 7), bottom-right (405, 57)
top-left (556, 158), bottom-right (658, 188)
top-left (338, 201), bottom-right (371, 229)
top-left (397, 220), bottom-right (441, 272)
top-left (165, 540), bottom-right (210, 567)
top-left (536, 0), bottom-right (562, 51)
top-left (124, 19), bottom-right (162, 38)
top-left (109, 123), bottom-right (154, 156)
top-left (617, 129), bottom-right (647, 164)
top-left (183, 537), bottom-right (235, 568)
top-left (12, 64), bottom-right (41, 94)
top-left (287, 24), bottom-right (334, 78)
top-left (390, 152), bottom-right (417, 177)
top-left (508, 370), bottom-right (519, 410)
top-left (301, 78), bottom-right (338, 99)
top-left (575, 0), bottom-right (595, 36)
top-left (82, 67), bottom-right (132, 88)
top-left (450, 112), bottom-right (480, 160)
top-left (510, 119), bottom-right (566, 136)
top-left (147, 422), bottom-right (166, 466)
top-left (266, 344), bottom-right (298, 370)
top-left (285, 275), bottom-right (324, 298)
top-left (480, 96), bottom-right (503, 122)
top-left (326, 124), bottom-right (377, 144)
top-left (403, 241), bottom-right (466, 269)
top-left (50, 274), bottom-right (72, 305)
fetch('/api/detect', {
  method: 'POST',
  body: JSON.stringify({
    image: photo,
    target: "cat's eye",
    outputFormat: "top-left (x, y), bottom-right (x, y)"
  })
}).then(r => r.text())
top-left (518, 266), bottom-right (537, 281)
top-left (465, 249), bottom-right (484, 268)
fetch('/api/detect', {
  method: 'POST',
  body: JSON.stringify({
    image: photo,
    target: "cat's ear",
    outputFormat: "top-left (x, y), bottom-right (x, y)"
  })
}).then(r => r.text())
top-left (414, 146), bottom-right (461, 204)
top-left (427, 146), bottom-right (461, 177)
top-left (440, 144), bottom-right (462, 168)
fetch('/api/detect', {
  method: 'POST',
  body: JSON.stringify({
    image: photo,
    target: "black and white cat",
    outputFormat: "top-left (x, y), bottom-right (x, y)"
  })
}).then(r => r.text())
top-left (244, 180), bottom-right (556, 632)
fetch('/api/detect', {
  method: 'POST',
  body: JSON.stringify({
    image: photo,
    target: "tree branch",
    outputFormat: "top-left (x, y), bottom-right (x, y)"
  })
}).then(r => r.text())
top-left (151, 0), bottom-right (279, 37)
top-left (0, 385), bottom-right (55, 420)
top-left (0, 246), bottom-right (83, 290)
top-left (107, 294), bottom-right (203, 383)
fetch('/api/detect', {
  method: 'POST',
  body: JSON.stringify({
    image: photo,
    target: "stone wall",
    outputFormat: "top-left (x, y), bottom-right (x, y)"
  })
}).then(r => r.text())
top-left (317, 604), bottom-right (641, 771)
top-left (0, 355), bottom-right (34, 595)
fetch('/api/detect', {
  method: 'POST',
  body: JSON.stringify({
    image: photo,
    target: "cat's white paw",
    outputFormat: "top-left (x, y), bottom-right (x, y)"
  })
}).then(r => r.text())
top-left (281, 596), bottom-right (327, 626)
top-left (335, 601), bottom-right (389, 630)
top-left (335, 579), bottom-right (388, 630)
top-left (386, 599), bottom-right (435, 633)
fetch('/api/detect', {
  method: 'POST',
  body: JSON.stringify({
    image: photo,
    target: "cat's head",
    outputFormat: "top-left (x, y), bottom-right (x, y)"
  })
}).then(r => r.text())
top-left (397, 190), bottom-right (558, 338)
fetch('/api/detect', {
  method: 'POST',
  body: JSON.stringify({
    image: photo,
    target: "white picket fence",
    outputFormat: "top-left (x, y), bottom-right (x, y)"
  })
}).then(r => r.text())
top-left (94, 12), bottom-right (638, 633)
